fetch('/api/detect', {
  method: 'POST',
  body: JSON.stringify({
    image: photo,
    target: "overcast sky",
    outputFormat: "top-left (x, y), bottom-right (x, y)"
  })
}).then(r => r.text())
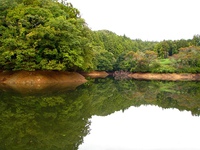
top-left (67, 0), bottom-right (200, 41)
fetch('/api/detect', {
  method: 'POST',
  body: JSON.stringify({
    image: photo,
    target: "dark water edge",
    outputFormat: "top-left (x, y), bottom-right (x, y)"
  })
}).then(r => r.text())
top-left (0, 78), bottom-right (200, 150)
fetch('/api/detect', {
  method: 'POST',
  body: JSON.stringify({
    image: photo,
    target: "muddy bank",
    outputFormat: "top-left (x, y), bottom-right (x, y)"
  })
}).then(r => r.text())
top-left (81, 71), bottom-right (109, 78)
top-left (0, 71), bottom-right (87, 93)
top-left (128, 73), bottom-right (200, 81)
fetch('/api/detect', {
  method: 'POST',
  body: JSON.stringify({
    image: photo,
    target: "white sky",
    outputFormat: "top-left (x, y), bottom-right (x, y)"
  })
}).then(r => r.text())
top-left (67, 0), bottom-right (200, 41)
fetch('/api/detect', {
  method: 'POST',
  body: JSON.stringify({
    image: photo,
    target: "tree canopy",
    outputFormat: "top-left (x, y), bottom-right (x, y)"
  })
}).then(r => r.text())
top-left (0, 0), bottom-right (94, 71)
top-left (0, 0), bottom-right (200, 73)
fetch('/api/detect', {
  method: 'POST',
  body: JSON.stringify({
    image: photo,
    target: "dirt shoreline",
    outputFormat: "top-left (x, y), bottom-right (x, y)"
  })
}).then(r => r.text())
top-left (128, 73), bottom-right (200, 81)
top-left (0, 71), bottom-right (87, 93)
top-left (81, 71), bottom-right (109, 78)
top-left (0, 71), bottom-right (200, 93)
top-left (0, 70), bottom-right (87, 84)
top-left (1, 71), bottom-right (200, 83)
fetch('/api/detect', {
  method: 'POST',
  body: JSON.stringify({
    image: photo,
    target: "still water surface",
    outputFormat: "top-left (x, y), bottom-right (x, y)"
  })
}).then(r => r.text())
top-left (0, 78), bottom-right (200, 150)
top-left (79, 106), bottom-right (200, 150)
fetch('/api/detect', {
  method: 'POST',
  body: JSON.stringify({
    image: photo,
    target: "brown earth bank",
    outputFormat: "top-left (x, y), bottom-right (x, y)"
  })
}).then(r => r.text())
top-left (0, 71), bottom-right (87, 93)
top-left (128, 73), bottom-right (200, 81)
top-left (81, 71), bottom-right (109, 78)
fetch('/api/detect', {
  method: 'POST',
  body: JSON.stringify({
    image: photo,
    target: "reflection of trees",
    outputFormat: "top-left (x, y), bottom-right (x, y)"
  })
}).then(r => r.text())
top-left (87, 79), bottom-right (200, 116)
top-left (0, 89), bottom-right (92, 150)
top-left (0, 79), bottom-right (200, 149)
top-left (155, 82), bottom-right (200, 116)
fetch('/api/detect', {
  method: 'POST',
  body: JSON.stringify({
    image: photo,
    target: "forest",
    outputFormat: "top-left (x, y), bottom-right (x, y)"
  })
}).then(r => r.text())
top-left (1, 0), bottom-right (200, 73)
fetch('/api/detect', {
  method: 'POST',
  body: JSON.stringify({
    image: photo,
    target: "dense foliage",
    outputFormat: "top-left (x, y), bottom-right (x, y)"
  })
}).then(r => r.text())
top-left (0, 0), bottom-right (200, 72)
top-left (92, 32), bottom-right (200, 73)
top-left (0, 0), bottom-right (94, 71)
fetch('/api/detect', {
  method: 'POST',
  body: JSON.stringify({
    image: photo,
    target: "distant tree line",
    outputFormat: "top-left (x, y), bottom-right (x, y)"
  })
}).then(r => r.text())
top-left (0, 0), bottom-right (200, 73)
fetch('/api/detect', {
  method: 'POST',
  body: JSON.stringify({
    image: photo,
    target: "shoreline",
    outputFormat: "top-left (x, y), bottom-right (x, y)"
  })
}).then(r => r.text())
top-left (0, 70), bottom-right (87, 84)
top-left (128, 73), bottom-right (200, 81)
top-left (0, 71), bottom-right (200, 93)
top-left (0, 71), bottom-right (200, 84)
top-left (0, 71), bottom-right (87, 93)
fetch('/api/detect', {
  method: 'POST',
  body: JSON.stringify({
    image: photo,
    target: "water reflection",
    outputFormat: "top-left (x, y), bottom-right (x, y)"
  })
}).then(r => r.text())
top-left (0, 78), bottom-right (200, 149)
top-left (0, 84), bottom-right (92, 150)
top-left (79, 105), bottom-right (200, 150)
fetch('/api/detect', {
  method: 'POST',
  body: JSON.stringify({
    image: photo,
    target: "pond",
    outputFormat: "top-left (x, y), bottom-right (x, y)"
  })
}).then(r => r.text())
top-left (0, 78), bottom-right (200, 150)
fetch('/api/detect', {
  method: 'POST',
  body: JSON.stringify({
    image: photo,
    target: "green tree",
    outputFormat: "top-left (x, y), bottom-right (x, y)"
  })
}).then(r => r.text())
top-left (172, 46), bottom-right (200, 73)
top-left (0, 0), bottom-right (94, 71)
top-left (192, 34), bottom-right (200, 46)
top-left (154, 40), bottom-right (170, 58)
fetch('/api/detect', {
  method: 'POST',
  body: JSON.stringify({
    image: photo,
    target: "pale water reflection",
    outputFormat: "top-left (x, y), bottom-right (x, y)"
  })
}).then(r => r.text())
top-left (79, 105), bottom-right (200, 150)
